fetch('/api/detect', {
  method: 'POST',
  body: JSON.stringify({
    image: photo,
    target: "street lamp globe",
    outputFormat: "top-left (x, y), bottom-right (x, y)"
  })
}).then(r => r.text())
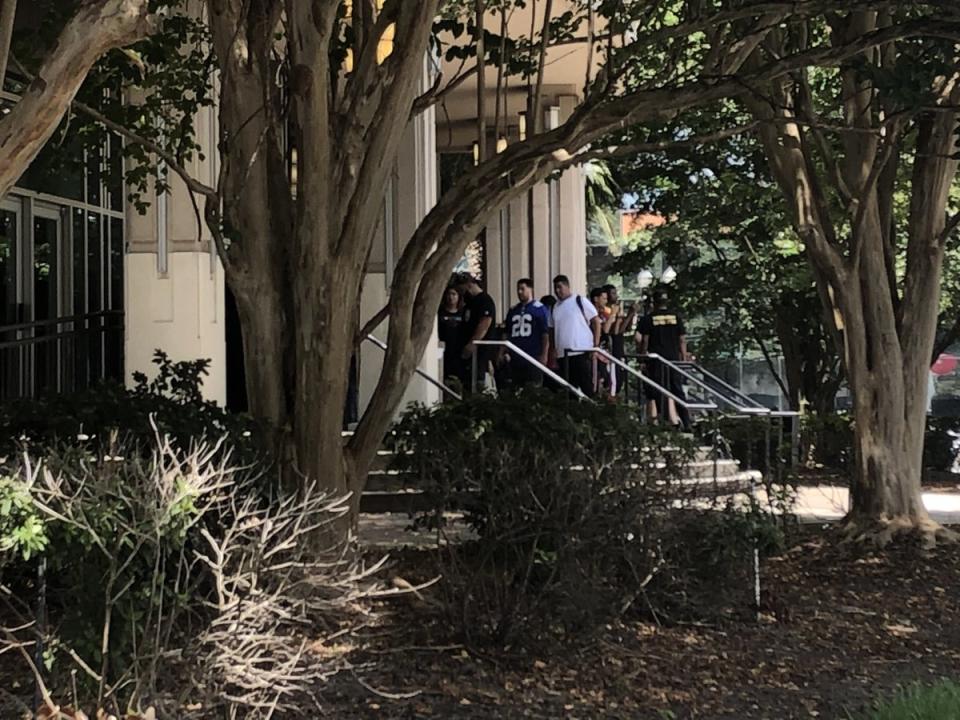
top-left (637, 269), bottom-right (654, 289)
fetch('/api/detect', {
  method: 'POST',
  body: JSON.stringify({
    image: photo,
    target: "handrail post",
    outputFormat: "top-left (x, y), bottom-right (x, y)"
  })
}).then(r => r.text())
top-left (471, 349), bottom-right (479, 394)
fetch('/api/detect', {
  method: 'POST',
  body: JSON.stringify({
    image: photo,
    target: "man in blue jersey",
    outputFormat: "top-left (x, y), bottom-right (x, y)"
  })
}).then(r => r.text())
top-left (500, 278), bottom-right (551, 388)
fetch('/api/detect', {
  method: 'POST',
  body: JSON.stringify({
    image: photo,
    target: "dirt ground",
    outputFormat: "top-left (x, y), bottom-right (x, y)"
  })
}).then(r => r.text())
top-left (321, 528), bottom-right (960, 719)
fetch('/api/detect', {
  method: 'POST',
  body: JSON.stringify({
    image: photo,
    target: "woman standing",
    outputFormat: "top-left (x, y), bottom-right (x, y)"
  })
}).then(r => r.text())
top-left (438, 286), bottom-right (465, 386)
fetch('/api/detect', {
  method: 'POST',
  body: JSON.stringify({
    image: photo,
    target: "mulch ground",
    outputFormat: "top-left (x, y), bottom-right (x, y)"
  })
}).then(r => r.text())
top-left (322, 528), bottom-right (960, 719)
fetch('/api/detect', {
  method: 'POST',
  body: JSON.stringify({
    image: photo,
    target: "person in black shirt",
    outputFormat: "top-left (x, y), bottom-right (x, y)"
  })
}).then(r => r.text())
top-left (454, 272), bottom-right (497, 392)
top-left (636, 288), bottom-right (690, 429)
top-left (437, 286), bottom-right (465, 386)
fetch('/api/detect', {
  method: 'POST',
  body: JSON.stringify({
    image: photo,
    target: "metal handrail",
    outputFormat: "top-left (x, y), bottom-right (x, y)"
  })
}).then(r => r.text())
top-left (673, 360), bottom-right (800, 417)
top-left (364, 334), bottom-right (462, 401)
top-left (565, 347), bottom-right (717, 411)
top-left (0, 310), bottom-right (123, 335)
top-left (630, 352), bottom-right (773, 415)
top-left (475, 340), bottom-right (590, 400)
top-left (0, 324), bottom-right (122, 351)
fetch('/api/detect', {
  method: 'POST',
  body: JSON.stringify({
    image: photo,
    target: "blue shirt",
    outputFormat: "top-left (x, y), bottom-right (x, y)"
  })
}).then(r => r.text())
top-left (505, 301), bottom-right (550, 360)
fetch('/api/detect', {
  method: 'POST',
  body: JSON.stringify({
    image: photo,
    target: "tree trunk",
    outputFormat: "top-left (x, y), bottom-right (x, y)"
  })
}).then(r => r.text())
top-left (843, 350), bottom-right (949, 546)
top-left (0, 0), bottom-right (153, 198)
top-left (839, 209), bottom-right (954, 547)
top-left (208, 0), bottom-right (293, 442)
top-left (230, 277), bottom-right (291, 430)
top-left (291, 265), bottom-right (356, 508)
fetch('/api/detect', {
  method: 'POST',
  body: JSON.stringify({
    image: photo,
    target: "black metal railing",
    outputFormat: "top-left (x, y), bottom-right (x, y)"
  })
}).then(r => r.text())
top-left (0, 311), bottom-right (124, 402)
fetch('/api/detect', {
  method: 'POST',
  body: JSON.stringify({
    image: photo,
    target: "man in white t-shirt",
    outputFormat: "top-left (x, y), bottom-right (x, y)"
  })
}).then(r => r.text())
top-left (549, 274), bottom-right (602, 396)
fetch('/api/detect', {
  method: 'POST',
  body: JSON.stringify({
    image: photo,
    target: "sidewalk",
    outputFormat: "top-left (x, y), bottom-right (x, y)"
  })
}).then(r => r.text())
top-left (358, 486), bottom-right (960, 548)
top-left (768, 485), bottom-right (960, 525)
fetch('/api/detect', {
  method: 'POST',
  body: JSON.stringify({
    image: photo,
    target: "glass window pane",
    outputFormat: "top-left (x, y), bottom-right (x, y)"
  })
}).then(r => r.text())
top-left (32, 214), bottom-right (60, 396)
top-left (0, 209), bottom-right (18, 325)
top-left (0, 208), bottom-right (21, 400)
top-left (108, 133), bottom-right (124, 211)
top-left (87, 214), bottom-right (101, 313)
top-left (86, 213), bottom-right (102, 380)
top-left (72, 209), bottom-right (85, 315)
top-left (110, 217), bottom-right (123, 311)
top-left (19, 138), bottom-right (85, 201)
top-left (86, 147), bottom-right (102, 207)
top-left (107, 217), bottom-right (124, 381)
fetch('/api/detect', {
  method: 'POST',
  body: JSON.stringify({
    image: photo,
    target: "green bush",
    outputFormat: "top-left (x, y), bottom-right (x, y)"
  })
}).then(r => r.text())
top-left (801, 411), bottom-right (854, 471)
top-left (924, 418), bottom-right (960, 473)
top-left (862, 679), bottom-right (960, 720)
top-left (799, 412), bottom-right (959, 476)
top-left (389, 389), bottom-right (779, 645)
top-left (0, 350), bottom-right (267, 464)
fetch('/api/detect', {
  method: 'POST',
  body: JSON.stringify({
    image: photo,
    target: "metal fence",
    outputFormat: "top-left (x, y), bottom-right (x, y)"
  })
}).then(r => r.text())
top-left (0, 311), bottom-right (124, 402)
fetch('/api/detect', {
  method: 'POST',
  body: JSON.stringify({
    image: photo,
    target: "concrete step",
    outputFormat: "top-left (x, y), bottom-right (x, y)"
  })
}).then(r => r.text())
top-left (365, 459), bottom-right (743, 493)
top-left (359, 470), bottom-right (762, 514)
top-left (371, 446), bottom-right (723, 473)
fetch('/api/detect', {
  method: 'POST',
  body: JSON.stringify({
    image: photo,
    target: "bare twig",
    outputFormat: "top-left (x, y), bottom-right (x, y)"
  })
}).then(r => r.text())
top-left (352, 670), bottom-right (423, 700)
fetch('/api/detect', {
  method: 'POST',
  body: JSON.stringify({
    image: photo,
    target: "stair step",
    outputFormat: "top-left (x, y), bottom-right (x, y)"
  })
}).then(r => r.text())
top-left (366, 459), bottom-right (741, 491)
top-left (360, 471), bottom-right (762, 513)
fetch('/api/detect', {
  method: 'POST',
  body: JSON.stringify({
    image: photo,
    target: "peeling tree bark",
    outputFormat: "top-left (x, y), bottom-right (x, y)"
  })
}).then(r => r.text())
top-left (0, 0), bottom-right (17, 87)
top-left (0, 0), bottom-right (153, 198)
top-left (745, 12), bottom-right (960, 546)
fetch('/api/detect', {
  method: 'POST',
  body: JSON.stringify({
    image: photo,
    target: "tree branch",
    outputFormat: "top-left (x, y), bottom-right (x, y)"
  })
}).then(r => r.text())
top-left (9, 54), bottom-right (217, 202)
top-left (0, 0), bottom-right (16, 87)
top-left (356, 304), bottom-right (389, 348)
top-left (0, 0), bottom-right (154, 199)
top-left (410, 64), bottom-right (469, 116)
top-left (530, 0), bottom-right (553, 135)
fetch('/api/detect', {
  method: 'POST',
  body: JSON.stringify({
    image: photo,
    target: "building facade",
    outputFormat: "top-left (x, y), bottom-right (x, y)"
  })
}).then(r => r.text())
top-left (1, 5), bottom-right (592, 417)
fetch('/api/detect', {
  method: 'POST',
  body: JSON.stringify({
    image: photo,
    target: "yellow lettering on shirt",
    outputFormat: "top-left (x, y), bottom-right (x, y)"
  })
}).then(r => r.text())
top-left (652, 315), bottom-right (677, 326)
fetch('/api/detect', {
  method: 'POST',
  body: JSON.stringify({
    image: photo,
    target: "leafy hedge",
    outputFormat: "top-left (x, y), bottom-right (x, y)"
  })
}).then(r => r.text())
top-left (801, 412), bottom-right (960, 476)
top-left (388, 389), bottom-right (782, 645)
top-left (0, 350), bottom-right (266, 464)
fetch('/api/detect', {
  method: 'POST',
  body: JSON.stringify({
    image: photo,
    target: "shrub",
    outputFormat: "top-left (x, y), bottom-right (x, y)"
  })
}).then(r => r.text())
top-left (0, 433), bottom-right (363, 718)
top-left (862, 679), bottom-right (960, 720)
top-left (0, 350), bottom-right (267, 464)
top-left (801, 411), bottom-right (854, 471)
top-left (924, 418), bottom-right (960, 473)
top-left (389, 389), bottom-right (779, 646)
top-left (799, 412), bottom-right (960, 477)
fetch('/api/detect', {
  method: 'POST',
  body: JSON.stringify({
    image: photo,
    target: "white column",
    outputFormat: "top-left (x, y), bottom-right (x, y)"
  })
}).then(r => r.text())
top-left (358, 54), bottom-right (441, 413)
top-left (508, 194), bottom-right (528, 293)
top-left (125, 102), bottom-right (226, 404)
top-left (558, 95), bottom-right (588, 292)
top-left (530, 184), bottom-right (550, 294)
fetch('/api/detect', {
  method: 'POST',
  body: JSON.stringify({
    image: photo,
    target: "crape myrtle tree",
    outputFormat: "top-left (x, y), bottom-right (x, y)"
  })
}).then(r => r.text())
top-left (735, 8), bottom-right (960, 545)
top-left (6, 1), bottom-right (960, 532)
top-left (611, 8), bottom-right (960, 545)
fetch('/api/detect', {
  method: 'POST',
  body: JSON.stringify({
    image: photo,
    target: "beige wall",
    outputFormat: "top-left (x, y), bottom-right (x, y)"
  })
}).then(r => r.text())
top-left (124, 100), bottom-right (226, 403)
top-left (125, 250), bottom-right (226, 402)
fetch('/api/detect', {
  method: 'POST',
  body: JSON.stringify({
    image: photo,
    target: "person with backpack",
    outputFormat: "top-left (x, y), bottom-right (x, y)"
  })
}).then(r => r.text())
top-left (549, 274), bottom-right (602, 397)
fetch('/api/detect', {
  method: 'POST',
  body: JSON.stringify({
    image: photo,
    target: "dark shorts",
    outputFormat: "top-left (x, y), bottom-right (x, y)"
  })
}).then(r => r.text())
top-left (642, 359), bottom-right (684, 402)
top-left (508, 360), bottom-right (543, 388)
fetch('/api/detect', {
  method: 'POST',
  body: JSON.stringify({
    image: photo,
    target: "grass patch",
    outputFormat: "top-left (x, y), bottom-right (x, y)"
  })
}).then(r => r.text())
top-left (861, 679), bottom-right (960, 720)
